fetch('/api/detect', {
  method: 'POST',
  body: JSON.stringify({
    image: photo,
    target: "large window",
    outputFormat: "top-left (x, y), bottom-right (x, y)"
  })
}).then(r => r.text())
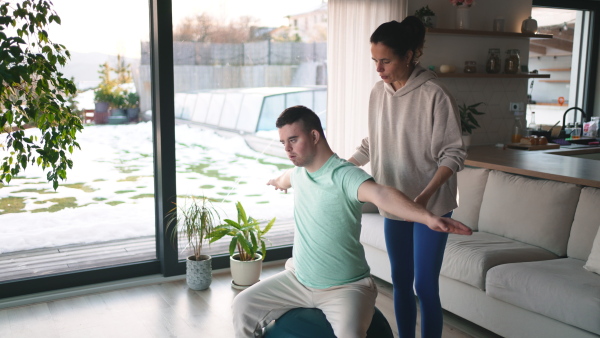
top-left (0, 0), bottom-right (154, 283)
top-left (168, 1), bottom-right (327, 260)
top-left (528, 1), bottom-right (599, 128)
top-left (0, 0), bottom-right (327, 298)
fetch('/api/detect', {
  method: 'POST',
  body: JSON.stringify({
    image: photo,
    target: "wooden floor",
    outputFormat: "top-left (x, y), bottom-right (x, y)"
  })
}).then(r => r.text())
top-left (0, 260), bottom-right (500, 338)
top-left (0, 219), bottom-right (295, 282)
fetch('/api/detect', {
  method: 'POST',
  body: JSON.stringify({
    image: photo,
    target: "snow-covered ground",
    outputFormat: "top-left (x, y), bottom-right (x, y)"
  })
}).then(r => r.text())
top-left (0, 122), bottom-right (294, 254)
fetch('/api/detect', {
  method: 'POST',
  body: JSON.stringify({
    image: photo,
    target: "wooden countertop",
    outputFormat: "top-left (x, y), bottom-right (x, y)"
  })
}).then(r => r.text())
top-left (465, 145), bottom-right (600, 188)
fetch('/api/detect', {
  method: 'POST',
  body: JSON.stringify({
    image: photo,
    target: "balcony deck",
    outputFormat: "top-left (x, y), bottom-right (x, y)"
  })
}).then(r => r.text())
top-left (0, 219), bottom-right (294, 283)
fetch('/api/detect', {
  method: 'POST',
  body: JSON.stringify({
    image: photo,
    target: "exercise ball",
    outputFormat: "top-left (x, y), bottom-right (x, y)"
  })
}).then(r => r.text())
top-left (264, 306), bottom-right (393, 338)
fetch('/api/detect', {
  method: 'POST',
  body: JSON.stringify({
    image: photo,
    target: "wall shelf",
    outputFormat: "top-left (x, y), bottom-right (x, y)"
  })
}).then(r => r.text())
top-left (539, 68), bottom-right (571, 72)
top-left (539, 80), bottom-right (569, 83)
top-left (426, 28), bottom-right (553, 39)
top-left (436, 73), bottom-right (551, 79)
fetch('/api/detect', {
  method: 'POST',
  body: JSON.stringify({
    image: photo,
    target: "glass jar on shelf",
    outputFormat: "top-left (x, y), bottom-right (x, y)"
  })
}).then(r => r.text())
top-left (464, 61), bottom-right (477, 73)
top-left (486, 48), bottom-right (501, 74)
top-left (504, 49), bottom-right (520, 74)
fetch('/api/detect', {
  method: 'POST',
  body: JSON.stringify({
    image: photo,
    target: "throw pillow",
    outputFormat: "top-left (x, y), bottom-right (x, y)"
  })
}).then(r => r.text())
top-left (584, 226), bottom-right (600, 274)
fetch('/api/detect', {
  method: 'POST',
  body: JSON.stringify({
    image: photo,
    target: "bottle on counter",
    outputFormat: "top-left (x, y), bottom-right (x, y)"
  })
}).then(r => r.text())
top-left (528, 111), bottom-right (538, 131)
top-left (511, 111), bottom-right (526, 143)
top-left (504, 49), bottom-right (521, 74)
top-left (486, 48), bottom-right (501, 74)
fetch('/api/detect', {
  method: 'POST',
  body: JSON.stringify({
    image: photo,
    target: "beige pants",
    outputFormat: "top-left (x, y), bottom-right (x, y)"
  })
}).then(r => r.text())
top-left (232, 258), bottom-right (378, 338)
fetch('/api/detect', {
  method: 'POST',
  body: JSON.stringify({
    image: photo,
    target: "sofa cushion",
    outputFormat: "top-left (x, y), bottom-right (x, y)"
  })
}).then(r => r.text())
top-left (453, 167), bottom-right (489, 231)
top-left (486, 258), bottom-right (600, 335)
top-left (360, 213), bottom-right (386, 251)
top-left (584, 227), bottom-right (600, 275)
top-left (568, 187), bottom-right (600, 260)
top-left (478, 170), bottom-right (580, 256)
top-left (441, 232), bottom-right (558, 290)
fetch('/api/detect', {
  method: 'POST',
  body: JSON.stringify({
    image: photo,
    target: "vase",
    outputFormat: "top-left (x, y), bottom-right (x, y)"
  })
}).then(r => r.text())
top-left (230, 253), bottom-right (263, 289)
top-left (186, 255), bottom-right (212, 290)
top-left (456, 6), bottom-right (470, 30)
top-left (461, 134), bottom-right (472, 149)
top-left (521, 16), bottom-right (538, 34)
top-left (422, 15), bottom-right (436, 28)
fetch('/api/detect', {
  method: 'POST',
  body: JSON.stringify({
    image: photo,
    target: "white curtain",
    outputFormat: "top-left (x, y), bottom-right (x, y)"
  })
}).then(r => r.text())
top-left (327, 0), bottom-right (407, 162)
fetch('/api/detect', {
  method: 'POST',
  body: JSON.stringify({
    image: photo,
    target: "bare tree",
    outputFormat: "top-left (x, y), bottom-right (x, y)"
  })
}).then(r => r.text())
top-left (173, 13), bottom-right (263, 43)
top-left (173, 13), bottom-right (214, 42)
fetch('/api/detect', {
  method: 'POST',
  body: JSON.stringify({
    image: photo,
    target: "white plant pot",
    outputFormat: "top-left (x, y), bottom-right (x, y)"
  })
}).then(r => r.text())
top-left (186, 254), bottom-right (212, 290)
top-left (461, 134), bottom-right (472, 149)
top-left (230, 253), bottom-right (263, 289)
top-left (455, 6), bottom-right (470, 30)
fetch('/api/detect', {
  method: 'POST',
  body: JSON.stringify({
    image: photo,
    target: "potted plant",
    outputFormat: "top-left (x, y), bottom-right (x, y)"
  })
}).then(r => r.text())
top-left (108, 89), bottom-right (127, 118)
top-left (415, 5), bottom-right (436, 28)
top-left (165, 196), bottom-right (221, 290)
top-left (459, 102), bottom-right (485, 148)
top-left (208, 201), bottom-right (275, 289)
top-left (125, 91), bottom-right (140, 122)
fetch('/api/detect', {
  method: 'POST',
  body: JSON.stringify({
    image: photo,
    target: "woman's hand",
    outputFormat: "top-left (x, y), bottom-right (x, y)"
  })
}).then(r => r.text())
top-left (414, 193), bottom-right (431, 209)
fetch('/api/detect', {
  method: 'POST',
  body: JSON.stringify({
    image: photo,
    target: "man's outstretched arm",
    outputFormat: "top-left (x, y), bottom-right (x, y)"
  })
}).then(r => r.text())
top-left (357, 180), bottom-right (472, 235)
top-left (267, 169), bottom-right (292, 193)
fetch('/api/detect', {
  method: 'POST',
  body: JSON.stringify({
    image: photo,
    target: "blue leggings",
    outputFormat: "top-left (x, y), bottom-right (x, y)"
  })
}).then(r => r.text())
top-left (384, 212), bottom-right (451, 338)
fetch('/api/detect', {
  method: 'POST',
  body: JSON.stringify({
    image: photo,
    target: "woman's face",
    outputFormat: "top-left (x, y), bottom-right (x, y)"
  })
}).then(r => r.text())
top-left (371, 42), bottom-right (412, 88)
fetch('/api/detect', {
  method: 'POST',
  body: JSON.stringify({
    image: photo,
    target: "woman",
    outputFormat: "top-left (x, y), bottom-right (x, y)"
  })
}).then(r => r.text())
top-left (348, 17), bottom-right (466, 338)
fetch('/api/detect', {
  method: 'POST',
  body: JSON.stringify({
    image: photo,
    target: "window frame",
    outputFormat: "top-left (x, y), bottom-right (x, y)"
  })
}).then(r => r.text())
top-left (533, 0), bottom-right (600, 120)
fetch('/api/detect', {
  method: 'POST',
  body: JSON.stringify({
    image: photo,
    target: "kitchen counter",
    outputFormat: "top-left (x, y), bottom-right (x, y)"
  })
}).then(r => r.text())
top-left (465, 145), bottom-right (600, 188)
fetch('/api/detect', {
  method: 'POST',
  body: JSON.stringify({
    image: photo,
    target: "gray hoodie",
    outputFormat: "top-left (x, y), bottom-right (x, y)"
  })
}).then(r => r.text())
top-left (352, 65), bottom-right (466, 219)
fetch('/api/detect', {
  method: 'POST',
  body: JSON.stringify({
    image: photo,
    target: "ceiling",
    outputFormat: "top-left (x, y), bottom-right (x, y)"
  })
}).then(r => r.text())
top-left (530, 8), bottom-right (577, 57)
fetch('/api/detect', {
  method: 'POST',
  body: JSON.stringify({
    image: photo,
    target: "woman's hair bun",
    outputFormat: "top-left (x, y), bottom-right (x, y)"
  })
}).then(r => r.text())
top-left (371, 16), bottom-right (425, 60)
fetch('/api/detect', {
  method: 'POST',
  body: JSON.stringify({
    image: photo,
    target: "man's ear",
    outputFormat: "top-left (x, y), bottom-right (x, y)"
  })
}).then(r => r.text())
top-left (311, 130), bottom-right (320, 145)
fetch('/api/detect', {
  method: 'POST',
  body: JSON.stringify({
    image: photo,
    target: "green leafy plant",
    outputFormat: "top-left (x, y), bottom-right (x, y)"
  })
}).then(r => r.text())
top-left (165, 196), bottom-right (221, 261)
top-left (415, 5), bottom-right (435, 17)
top-left (125, 91), bottom-right (140, 109)
top-left (93, 56), bottom-right (135, 109)
top-left (108, 90), bottom-right (126, 109)
top-left (0, 0), bottom-right (83, 189)
top-left (415, 5), bottom-right (435, 27)
top-left (93, 84), bottom-right (114, 104)
top-left (459, 102), bottom-right (485, 134)
top-left (208, 201), bottom-right (275, 261)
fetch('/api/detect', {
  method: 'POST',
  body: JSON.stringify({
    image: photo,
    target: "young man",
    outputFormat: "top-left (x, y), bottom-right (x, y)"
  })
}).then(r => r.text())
top-left (232, 106), bottom-right (472, 338)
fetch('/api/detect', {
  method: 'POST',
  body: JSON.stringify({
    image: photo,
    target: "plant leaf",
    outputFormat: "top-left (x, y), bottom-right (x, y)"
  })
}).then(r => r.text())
top-left (261, 217), bottom-right (276, 235)
top-left (236, 232), bottom-right (252, 259)
top-left (229, 236), bottom-right (238, 256)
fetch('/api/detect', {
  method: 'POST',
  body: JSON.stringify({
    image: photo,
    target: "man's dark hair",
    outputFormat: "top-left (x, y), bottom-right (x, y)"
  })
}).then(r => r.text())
top-left (276, 105), bottom-right (325, 138)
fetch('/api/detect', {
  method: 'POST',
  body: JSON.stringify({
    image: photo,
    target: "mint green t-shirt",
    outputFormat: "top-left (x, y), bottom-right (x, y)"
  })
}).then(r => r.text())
top-left (290, 154), bottom-right (373, 289)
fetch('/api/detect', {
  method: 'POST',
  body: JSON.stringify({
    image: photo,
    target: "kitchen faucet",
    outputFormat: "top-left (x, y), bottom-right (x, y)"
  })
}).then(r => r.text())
top-left (562, 107), bottom-right (587, 131)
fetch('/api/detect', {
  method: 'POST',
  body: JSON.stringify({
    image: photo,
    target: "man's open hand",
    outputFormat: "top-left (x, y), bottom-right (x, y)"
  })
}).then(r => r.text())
top-left (267, 178), bottom-right (288, 193)
top-left (428, 217), bottom-right (473, 235)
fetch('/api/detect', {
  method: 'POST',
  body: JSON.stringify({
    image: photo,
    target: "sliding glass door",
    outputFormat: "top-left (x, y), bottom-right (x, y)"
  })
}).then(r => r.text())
top-left (0, 0), bottom-right (156, 286)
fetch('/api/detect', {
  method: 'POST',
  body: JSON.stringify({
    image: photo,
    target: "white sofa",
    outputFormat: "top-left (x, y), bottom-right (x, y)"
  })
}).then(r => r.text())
top-left (360, 167), bottom-right (600, 338)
